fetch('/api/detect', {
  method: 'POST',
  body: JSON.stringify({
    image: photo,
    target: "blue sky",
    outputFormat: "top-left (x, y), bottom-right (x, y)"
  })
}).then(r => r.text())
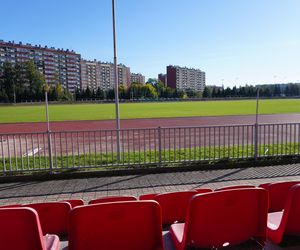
top-left (1, 0), bottom-right (300, 87)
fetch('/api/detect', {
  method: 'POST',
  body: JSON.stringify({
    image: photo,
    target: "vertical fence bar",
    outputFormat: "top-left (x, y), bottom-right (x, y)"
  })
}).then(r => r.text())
top-left (158, 127), bottom-right (162, 166)
top-left (20, 135), bottom-right (24, 170)
top-left (254, 123), bottom-right (258, 159)
top-left (13, 135), bottom-right (17, 170)
top-left (1, 135), bottom-right (6, 173)
top-left (47, 130), bottom-right (53, 172)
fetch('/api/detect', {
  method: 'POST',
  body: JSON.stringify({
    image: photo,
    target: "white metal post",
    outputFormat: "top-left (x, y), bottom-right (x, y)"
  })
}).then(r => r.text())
top-left (254, 88), bottom-right (259, 159)
top-left (112, 0), bottom-right (121, 161)
top-left (45, 91), bottom-right (53, 171)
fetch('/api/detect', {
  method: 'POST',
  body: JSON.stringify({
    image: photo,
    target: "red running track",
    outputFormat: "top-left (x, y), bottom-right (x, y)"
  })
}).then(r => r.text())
top-left (1, 114), bottom-right (300, 134)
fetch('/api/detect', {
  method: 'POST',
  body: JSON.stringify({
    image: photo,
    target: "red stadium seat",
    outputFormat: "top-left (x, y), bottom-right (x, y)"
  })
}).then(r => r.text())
top-left (0, 207), bottom-right (59, 250)
top-left (139, 193), bottom-right (158, 200)
top-left (154, 191), bottom-right (198, 225)
top-left (62, 199), bottom-right (84, 208)
top-left (88, 195), bottom-right (137, 205)
top-left (170, 188), bottom-right (268, 249)
top-left (215, 185), bottom-right (255, 191)
top-left (264, 181), bottom-right (300, 212)
top-left (0, 204), bottom-right (22, 208)
top-left (268, 184), bottom-right (300, 244)
top-left (258, 183), bottom-right (271, 189)
top-left (68, 201), bottom-right (164, 250)
top-left (23, 202), bottom-right (71, 236)
top-left (193, 188), bottom-right (213, 193)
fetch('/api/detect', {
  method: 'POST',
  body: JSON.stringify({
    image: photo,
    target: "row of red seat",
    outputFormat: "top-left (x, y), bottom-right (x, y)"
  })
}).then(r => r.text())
top-left (0, 181), bottom-right (300, 249)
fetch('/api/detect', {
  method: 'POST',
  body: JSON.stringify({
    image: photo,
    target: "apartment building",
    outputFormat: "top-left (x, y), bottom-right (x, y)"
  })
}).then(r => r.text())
top-left (158, 73), bottom-right (166, 85)
top-left (131, 73), bottom-right (145, 84)
top-left (80, 60), bottom-right (131, 91)
top-left (166, 65), bottom-right (205, 92)
top-left (80, 59), bottom-right (101, 90)
top-left (0, 40), bottom-right (81, 93)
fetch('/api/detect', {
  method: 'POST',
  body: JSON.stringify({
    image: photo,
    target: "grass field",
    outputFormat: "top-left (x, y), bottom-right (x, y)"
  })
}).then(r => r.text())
top-left (1, 142), bottom-right (296, 172)
top-left (0, 99), bottom-right (300, 123)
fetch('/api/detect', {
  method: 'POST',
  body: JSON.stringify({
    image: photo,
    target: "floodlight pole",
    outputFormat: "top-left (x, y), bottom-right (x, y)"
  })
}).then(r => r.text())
top-left (254, 88), bottom-right (259, 159)
top-left (112, 0), bottom-right (121, 161)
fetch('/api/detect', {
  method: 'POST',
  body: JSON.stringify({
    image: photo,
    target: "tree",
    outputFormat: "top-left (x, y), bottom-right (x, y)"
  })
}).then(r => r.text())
top-left (142, 84), bottom-right (158, 98)
top-left (185, 88), bottom-right (199, 98)
top-left (106, 89), bottom-right (115, 99)
top-left (84, 87), bottom-right (92, 98)
top-left (0, 62), bottom-right (13, 101)
top-left (202, 87), bottom-right (212, 98)
top-left (96, 87), bottom-right (105, 99)
top-left (146, 78), bottom-right (158, 86)
top-left (118, 84), bottom-right (126, 99)
top-left (24, 60), bottom-right (46, 101)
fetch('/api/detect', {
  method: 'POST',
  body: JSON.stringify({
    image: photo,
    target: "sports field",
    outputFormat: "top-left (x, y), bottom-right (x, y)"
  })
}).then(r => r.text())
top-left (0, 99), bottom-right (300, 123)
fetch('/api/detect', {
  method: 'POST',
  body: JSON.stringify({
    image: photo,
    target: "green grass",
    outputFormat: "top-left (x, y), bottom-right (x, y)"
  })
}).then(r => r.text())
top-left (1, 142), bottom-right (298, 173)
top-left (1, 99), bottom-right (300, 123)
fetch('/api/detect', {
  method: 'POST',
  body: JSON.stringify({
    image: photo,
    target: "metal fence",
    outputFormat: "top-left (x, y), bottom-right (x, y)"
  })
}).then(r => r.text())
top-left (1, 122), bottom-right (300, 174)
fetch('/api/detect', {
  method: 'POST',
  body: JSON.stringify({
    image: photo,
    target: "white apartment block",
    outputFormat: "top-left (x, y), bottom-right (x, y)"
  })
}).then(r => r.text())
top-left (166, 65), bottom-right (205, 92)
top-left (131, 73), bottom-right (145, 84)
top-left (80, 60), bottom-right (131, 91)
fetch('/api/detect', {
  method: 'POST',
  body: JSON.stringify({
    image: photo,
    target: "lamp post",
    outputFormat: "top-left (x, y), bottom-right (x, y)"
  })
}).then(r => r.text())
top-left (112, 0), bottom-right (121, 161)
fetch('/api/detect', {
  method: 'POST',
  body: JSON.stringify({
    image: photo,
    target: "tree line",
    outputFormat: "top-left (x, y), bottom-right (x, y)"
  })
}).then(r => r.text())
top-left (202, 83), bottom-right (300, 98)
top-left (0, 61), bottom-right (72, 103)
top-left (1, 61), bottom-right (300, 103)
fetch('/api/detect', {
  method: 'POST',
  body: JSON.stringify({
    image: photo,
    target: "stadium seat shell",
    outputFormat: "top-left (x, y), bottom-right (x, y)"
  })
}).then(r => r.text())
top-left (258, 183), bottom-right (271, 189)
top-left (62, 199), bottom-right (84, 208)
top-left (215, 185), bottom-right (255, 191)
top-left (0, 207), bottom-right (59, 250)
top-left (0, 204), bottom-right (22, 208)
top-left (154, 191), bottom-right (198, 225)
top-left (88, 195), bottom-right (137, 204)
top-left (267, 184), bottom-right (300, 244)
top-left (193, 188), bottom-right (213, 193)
top-left (23, 201), bottom-right (71, 236)
top-left (68, 200), bottom-right (164, 250)
top-left (139, 193), bottom-right (158, 200)
top-left (170, 188), bottom-right (268, 249)
top-left (264, 181), bottom-right (300, 212)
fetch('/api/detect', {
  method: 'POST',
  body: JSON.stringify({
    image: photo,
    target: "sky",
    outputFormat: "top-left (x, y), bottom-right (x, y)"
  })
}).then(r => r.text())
top-left (1, 0), bottom-right (300, 87)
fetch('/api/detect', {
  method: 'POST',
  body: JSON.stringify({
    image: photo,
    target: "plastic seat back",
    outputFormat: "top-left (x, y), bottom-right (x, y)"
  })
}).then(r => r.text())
top-left (62, 199), bottom-right (84, 208)
top-left (154, 191), bottom-right (198, 225)
top-left (194, 188), bottom-right (213, 193)
top-left (88, 195), bottom-right (137, 205)
top-left (0, 204), bottom-right (22, 208)
top-left (215, 185), bottom-right (255, 191)
top-left (0, 207), bottom-right (46, 250)
top-left (267, 181), bottom-right (300, 212)
top-left (184, 188), bottom-right (268, 249)
top-left (283, 184), bottom-right (300, 236)
top-left (24, 202), bottom-right (71, 236)
top-left (258, 183), bottom-right (271, 189)
top-left (139, 193), bottom-right (158, 200)
top-left (69, 201), bottom-right (164, 250)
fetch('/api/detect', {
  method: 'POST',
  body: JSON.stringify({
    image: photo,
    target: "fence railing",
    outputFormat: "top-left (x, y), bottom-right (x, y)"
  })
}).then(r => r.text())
top-left (1, 122), bottom-right (300, 175)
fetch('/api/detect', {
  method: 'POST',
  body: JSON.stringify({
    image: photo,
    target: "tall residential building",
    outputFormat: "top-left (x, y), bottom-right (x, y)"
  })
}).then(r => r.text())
top-left (80, 60), bottom-right (131, 91)
top-left (158, 73), bottom-right (166, 85)
top-left (0, 40), bottom-right (81, 93)
top-left (80, 59), bottom-right (100, 90)
top-left (166, 65), bottom-right (205, 92)
top-left (131, 73), bottom-right (145, 84)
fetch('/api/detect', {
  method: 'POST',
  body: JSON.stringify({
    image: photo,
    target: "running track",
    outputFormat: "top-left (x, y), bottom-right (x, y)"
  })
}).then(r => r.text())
top-left (1, 114), bottom-right (300, 133)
